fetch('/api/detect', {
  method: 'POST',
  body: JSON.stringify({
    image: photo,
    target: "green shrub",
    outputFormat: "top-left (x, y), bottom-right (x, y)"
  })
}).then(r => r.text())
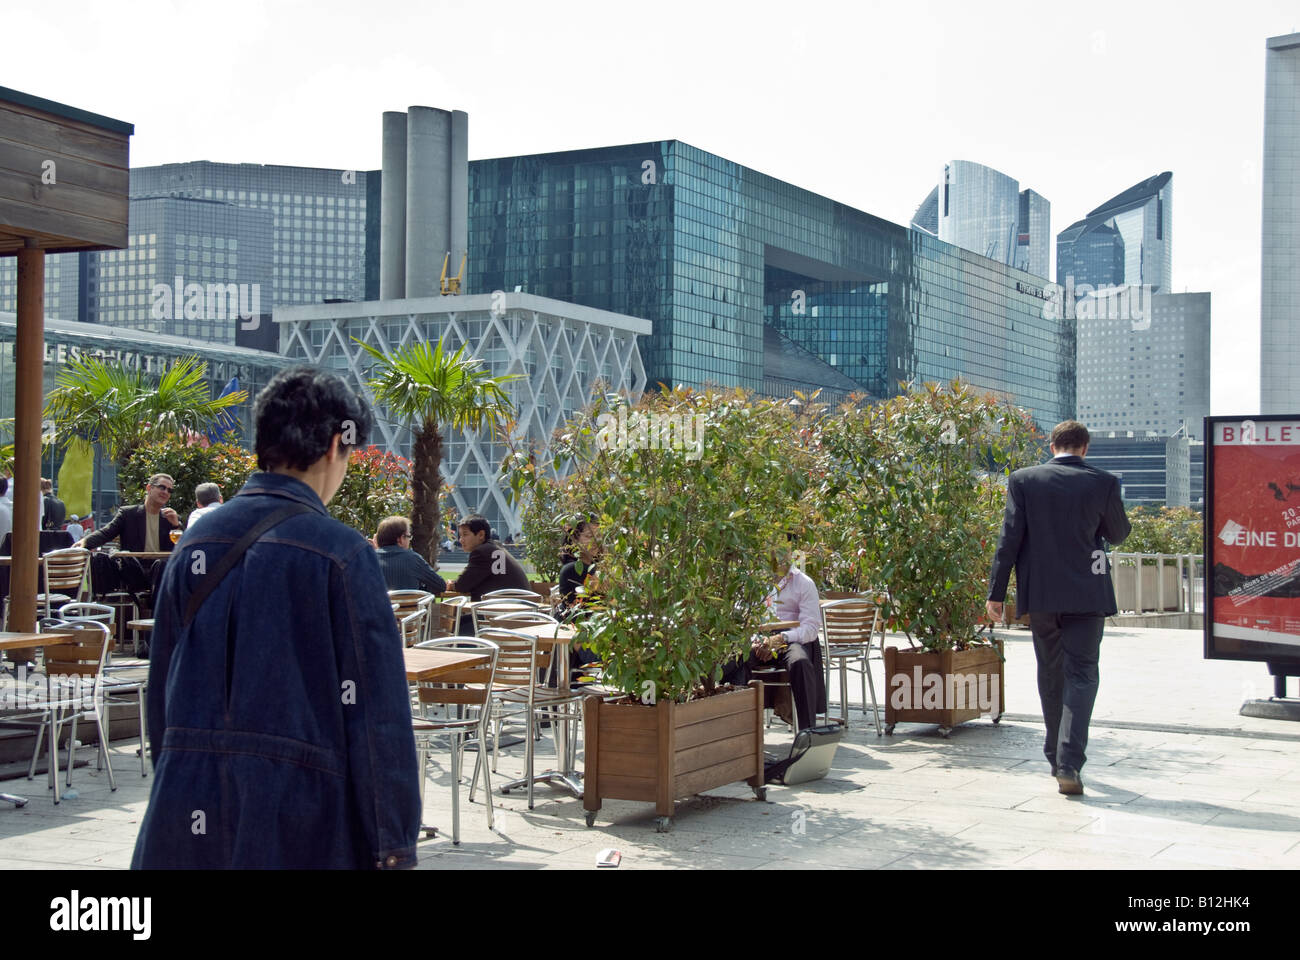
top-left (119, 433), bottom-right (257, 518)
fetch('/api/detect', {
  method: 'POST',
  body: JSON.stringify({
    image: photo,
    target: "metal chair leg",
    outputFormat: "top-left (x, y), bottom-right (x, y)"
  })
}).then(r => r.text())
top-left (865, 654), bottom-right (882, 736)
top-left (451, 730), bottom-right (461, 845)
top-left (94, 704), bottom-right (116, 791)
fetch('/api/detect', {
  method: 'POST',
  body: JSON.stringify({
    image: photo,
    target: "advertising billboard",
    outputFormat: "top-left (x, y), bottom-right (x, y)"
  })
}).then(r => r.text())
top-left (1205, 415), bottom-right (1300, 663)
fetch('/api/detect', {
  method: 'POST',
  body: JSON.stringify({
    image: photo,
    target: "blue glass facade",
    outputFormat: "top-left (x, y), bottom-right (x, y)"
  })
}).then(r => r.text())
top-left (469, 141), bottom-right (1071, 427)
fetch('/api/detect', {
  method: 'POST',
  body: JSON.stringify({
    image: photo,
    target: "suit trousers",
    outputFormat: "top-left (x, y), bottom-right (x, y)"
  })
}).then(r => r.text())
top-left (1028, 612), bottom-right (1104, 773)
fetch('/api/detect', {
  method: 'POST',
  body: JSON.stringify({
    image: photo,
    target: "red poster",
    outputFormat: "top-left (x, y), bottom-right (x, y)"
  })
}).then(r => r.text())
top-left (1208, 417), bottom-right (1300, 661)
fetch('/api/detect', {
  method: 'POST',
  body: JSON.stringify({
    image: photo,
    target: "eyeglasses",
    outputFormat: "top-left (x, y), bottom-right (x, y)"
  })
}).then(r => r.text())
top-left (152, 484), bottom-right (174, 493)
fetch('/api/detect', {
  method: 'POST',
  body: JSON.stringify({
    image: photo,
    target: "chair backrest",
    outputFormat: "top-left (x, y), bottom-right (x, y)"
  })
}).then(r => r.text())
top-left (820, 598), bottom-right (880, 648)
top-left (389, 590), bottom-right (434, 645)
top-left (410, 637), bottom-right (499, 707)
top-left (57, 601), bottom-right (116, 626)
top-left (485, 611), bottom-right (559, 669)
top-left (475, 627), bottom-right (538, 692)
top-left (433, 596), bottom-right (467, 635)
top-left (43, 547), bottom-right (91, 593)
top-left (42, 620), bottom-right (112, 678)
top-left (482, 588), bottom-right (547, 604)
top-left (398, 608), bottom-right (430, 647)
top-left (388, 589), bottom-right (434, 618)
top-left (469, 598), bottom-right (540, 632)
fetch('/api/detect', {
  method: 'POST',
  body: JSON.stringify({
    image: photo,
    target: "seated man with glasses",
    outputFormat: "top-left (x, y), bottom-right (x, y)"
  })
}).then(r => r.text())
top-left (77, 473), bottom-right (182, 623)
top-left (374, 515), bottom-right (446, 595)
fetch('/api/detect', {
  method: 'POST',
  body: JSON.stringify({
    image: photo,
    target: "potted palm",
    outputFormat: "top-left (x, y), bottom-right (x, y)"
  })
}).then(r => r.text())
top-left (44, 355), bottom-right (248, 497)
top-left (358, 337), bottom-right (518, 564)
top-left (819, 380), bottom-right (1041, 736)
top-left (506, 387), bottom-right (814, 830)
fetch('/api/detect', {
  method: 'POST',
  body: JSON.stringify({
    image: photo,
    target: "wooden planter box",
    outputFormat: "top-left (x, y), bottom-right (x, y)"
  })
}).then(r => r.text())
top-left (883, 639), bottom-right (1004, 737)
top-left (583, 681), bottom-right (766, 831)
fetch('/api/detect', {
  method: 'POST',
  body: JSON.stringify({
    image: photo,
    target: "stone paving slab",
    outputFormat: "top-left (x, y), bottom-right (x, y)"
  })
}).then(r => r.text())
top-left (1, 625), bottom-right (1297, 869)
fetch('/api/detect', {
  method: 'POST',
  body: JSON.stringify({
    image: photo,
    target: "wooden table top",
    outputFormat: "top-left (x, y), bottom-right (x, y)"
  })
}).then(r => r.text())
top-left (0, 556), bottom-right (44, 566)
top-left (127, 619), bottom-right (156, 631)
top-left (0, 630), bottom-right (75, 651)
top-left (404, 648), bottom-right (491, 682)
top-left (113, 551), bottom-right (173, 560)
top-left (502, 622), bottom-right (578, 647)
top-left (757, 621), bottom-right (801, 634)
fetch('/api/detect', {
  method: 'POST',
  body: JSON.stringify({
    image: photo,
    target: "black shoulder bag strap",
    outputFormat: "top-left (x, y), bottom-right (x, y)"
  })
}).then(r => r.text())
top-left (182, 503), bottom-right (315, 628)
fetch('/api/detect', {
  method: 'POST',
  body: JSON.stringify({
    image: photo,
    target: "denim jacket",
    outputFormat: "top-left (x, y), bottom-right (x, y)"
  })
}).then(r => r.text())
top-left (130, 472), bottom-right (420, 869)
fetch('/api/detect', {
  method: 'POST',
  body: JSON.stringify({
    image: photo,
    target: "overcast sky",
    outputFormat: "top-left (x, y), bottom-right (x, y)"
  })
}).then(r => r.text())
top-left (7, 0), bottom-right (1296, 415)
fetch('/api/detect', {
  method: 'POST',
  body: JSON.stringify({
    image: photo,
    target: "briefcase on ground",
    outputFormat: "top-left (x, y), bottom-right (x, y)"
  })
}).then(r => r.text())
top-left (763, 723), bottom-right (843, 785)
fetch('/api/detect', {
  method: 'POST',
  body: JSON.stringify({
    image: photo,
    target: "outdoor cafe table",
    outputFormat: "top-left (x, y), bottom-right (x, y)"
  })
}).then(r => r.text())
top-left (493, 621), bottom-right (584, 799)
top-left (403, 647), bottom-right (491, 683)
top-left (126, 619), bottom-right (155, 657)
top-left (0, 630), bottom-right (76, 808)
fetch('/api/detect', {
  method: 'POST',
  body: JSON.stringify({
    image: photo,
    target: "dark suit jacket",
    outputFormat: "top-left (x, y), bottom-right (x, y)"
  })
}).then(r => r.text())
top-left (451, 540), bottom-right (530, 601)
top-left (987, 455), bottom-right (1131, 615)
top-left (82, 505), bottom-right (180, 553)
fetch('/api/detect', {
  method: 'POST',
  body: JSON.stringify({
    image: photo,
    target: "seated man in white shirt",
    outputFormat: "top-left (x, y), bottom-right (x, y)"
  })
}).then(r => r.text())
top-left (188, 482), bottom-right (224, 527)
top-left (722, 543), bottom-right (826, 730)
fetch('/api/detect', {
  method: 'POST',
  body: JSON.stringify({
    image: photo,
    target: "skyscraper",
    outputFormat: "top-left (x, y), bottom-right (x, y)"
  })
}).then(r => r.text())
top-left (1260, 32), bottom-right (1300, 414)
top-left (1056, 172), bottom-right (1172, 292)
top-left (1016, 189), bottom-right (1051, 280)
top-left (1075, 291), bottom-right (1210, 440)
top-left (931, 161), bottom-right (1050, 278)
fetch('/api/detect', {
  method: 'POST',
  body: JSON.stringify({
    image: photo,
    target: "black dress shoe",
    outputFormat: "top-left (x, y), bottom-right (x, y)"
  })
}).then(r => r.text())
top-left (1056, 767), bottom-right (1083, 795)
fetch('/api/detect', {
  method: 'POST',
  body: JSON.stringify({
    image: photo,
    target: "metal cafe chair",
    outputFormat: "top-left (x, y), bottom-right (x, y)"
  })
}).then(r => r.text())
top-left (820, 598), bottom-right (885, 735)
top-left (410, 636), bottom-right (500, 845)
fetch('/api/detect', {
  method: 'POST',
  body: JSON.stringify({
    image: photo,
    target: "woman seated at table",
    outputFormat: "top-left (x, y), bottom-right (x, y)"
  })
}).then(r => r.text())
top-left (557, 520), bottom-right (601, 614)
top-left (552, 520), bottom-right (601, 678)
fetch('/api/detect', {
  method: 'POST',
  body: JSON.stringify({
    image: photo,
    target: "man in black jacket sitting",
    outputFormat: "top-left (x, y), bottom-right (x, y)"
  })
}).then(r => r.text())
top-left (450, 516), bottom-right (531, 637)
top-left (77, 473), bottom-right (182, 619)
top-left (375, 515), bottom-right (446, 594)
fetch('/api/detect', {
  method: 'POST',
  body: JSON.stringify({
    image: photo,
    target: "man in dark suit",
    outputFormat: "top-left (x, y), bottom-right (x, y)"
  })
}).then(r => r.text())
top-left (986, 420), bottom-right (1131, 796)
top-left (451, 514), bottom-right (530, 609)
top-left (77, 473), bottom-right (182, 619)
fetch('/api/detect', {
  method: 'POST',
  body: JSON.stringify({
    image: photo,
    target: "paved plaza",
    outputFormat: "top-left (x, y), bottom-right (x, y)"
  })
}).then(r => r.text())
top-left (1, 624), bottom-right (1298, 870)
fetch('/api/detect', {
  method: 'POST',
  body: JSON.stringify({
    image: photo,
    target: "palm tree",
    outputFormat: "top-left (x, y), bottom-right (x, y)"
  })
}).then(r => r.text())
top-left (357, 337), bottom-right (519, 562)
top-left (44, 355), bottom-right (248, 491)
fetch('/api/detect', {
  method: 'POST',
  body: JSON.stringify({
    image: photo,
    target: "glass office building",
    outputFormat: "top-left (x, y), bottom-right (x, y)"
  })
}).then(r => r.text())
top-left (1056, 172), bottom-right (1172, 292)
top-left (0, 162), bottom-right (381, 343)
top-left (469, 141), bottom-right (1071, 428)
top-left (1076, 292), bottom-right (1210, 440)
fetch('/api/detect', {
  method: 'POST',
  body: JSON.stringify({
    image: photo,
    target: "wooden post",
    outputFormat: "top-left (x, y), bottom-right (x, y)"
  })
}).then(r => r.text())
top-left (583, 695), bottom-right (600, 814)
top-left (655, 698), bottom-right (674, 817)
top-left (10, 242), bottom-right (43, 653)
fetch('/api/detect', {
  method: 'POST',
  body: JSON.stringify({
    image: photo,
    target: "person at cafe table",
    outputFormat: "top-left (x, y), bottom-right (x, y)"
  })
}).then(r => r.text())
top-left (76, 473), bottom-right (182, 553)
top-left (722, 543), bottom-right (826, 731)
top-left (76, 472), bottom-right (181, 618)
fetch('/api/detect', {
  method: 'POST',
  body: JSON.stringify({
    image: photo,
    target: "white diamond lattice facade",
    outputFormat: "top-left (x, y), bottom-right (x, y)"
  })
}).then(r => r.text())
top-left (276, 292), bottom-right (649, 533)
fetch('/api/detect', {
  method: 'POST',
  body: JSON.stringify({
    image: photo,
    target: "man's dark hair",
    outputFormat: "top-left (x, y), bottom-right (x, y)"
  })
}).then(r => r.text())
top-left (1050, 420), bottom-right (1090, 452)
top-left (253, 366), bottom-right (373, 471)
top-left (195, 482), bottom-right (222, 506)
top-left (375, 515), bottom-right (410, 548)
top-left (0, 478), bottom-right (8, 496)
top-left (459, 515), bottom-right (492, 540)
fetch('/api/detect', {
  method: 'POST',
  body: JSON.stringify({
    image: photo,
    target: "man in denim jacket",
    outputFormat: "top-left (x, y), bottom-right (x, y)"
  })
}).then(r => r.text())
top-left (131, 367), bottom-right (421, 869)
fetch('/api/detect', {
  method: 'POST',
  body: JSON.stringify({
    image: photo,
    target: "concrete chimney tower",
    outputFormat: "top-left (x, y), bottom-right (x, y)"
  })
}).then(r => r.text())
top-left (379, 111), bottom-right (407, 300)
